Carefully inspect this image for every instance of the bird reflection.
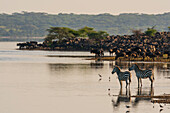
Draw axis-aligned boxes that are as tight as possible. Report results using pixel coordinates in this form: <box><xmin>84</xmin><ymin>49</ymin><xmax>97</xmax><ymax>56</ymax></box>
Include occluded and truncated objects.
<box><xmin>112</xmin><ymin>87</ymin><xmax>131</xmax><ymax>108</ymax></box>
<box><xmin>133</xmin><ymin>86</ymin><xmax>154</xmax><ymax>107</ymax></box>
<box><xmin>98</xmin><ymin>78</ymin><xmax>102</xmax><ymax>81</ymax></box>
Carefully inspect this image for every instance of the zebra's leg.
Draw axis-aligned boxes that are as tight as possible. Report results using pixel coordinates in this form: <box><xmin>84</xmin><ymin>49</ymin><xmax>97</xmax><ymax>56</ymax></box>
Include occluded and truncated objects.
<box><xmin>140</xmin><ymin>78</ymin><xmax>142</xmax><ymax>87</ymax></box>
<box><xmin>128</xmin><ymin>78</ymin><xmax>131</xmax><ymax>87</ymax></box>
<box><xmin>126</xmin><ymin>80</ymin><xmax>128</xmax><ymax>88</ymax></box>
<box><xmin>149</xmin><ymin>77</ymin><xmax>153</xmax><ymax>87</ymax></box>
<box><xmin>126</xmin><ymin>86</ymin><xmax>128</xmax><ymax>95</ymax></box>
<box><xmin>137</xmin><ymin>78</ymin><xmax>140</xmax><ymax>88</ymax></box>
<box><xmin>129</xmin><ymin>76</ymin><xmax>131</xmax><ymax>86</ymax></box>
<box><xmin>119</xmin><ymin>80</ymin><xmax>122</xmax><ymax>88</ymax></box>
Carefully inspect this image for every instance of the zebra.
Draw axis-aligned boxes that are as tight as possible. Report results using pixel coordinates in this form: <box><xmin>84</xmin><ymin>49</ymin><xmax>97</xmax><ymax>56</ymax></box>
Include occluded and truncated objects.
<box><xmin>111</xmin><ymin>65</ymin><xmax>131</xmax><ymax>88</ymax></box>
<box><xmin>129</xmin><ymin>64</ymin><xmax>154</xmax><ymax>87</ymax></box>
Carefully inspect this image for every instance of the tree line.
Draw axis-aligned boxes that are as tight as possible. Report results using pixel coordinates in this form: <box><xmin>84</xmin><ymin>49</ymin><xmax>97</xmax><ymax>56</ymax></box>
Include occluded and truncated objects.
<box><xmin>0</xmin><ymin>12</ymin><xmax>170</xmax><ymax>37</ymax></box>
<box><xmin>44</xmin><ymin>26</ymin><xmax>109</xmax><ymax>43</ymax></box>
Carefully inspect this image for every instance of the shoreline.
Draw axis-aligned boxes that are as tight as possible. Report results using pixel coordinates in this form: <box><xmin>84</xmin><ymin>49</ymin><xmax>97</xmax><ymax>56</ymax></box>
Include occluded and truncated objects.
<box><xmin>87</xmin><ymin>56</ymin><xmax>170</xmax><ymax>62</ymax></box>
<box><xmin>17</xmin><ymin>48</ymin><xmax>170</xmax><ymax>62</ymax></box>
<box><xmin>45</xmin><ymin>54</ymin><xmax>170</xmax><ymax>62</ymax></box>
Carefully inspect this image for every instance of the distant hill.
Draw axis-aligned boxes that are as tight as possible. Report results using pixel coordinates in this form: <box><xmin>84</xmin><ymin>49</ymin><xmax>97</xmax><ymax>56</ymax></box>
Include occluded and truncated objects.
<box><xmin>0</xmin><ymin>12</ymin><xmax>170</xmax><ymax>37</ymax></box>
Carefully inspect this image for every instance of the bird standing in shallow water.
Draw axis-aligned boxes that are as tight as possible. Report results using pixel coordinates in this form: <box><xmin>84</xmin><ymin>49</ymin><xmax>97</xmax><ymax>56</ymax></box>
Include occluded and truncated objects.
<box><xmin>126</xmin><ymin>105</ymin><xmax>130</xmax><ymax>108</ymax></box>
<box><xmin>98</xmin><ymin>74</ymin><xmax>102</xmax><ymax>77</ymax></box>
<box><xmin>160</xmin><ymin>104</ymin><xmax>163</xmax><ymax>108</ymax></box>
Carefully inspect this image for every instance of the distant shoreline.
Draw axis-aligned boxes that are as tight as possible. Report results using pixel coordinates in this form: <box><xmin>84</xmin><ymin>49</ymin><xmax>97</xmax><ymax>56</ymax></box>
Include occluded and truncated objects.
<box><xmin>0</xmin><ymin>37</ymin><xmax>44</xmax><ymax>42</ymax></box>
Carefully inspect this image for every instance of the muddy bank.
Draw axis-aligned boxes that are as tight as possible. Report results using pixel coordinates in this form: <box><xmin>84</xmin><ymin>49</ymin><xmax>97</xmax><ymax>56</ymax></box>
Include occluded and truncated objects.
<box><xmin>86</xmin><ymin>56</ymin><xmax>170</xmax><ymax>62</ymax></box>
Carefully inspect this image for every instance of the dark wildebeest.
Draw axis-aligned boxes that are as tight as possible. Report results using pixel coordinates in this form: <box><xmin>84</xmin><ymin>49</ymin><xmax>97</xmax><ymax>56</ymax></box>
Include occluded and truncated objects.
<box><xmin>109</xmin><ymin>48</ymin><xmax>117</xmax><ymax>56</ymax></box>
<box><xmin>90</xmin><ymin>49</ymin><xmax>104</xmax><ymax>57</ymax></box>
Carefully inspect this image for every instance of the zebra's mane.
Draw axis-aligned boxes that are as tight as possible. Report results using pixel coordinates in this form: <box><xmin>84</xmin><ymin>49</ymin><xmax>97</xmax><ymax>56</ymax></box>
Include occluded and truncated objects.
<box><xmin>114</xmin><ymin>65</ymin><xmax>121</xmax><ymax>71</ymax></box>
<box><xmin>134</xmin><ymin>64</ymin><xmax>140</xmax><ymax>70</ymax></box>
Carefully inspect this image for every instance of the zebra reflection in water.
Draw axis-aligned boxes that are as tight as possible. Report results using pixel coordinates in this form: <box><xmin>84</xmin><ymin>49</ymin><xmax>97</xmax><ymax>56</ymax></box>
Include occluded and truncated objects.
<box><xmin>112</xmin><ymin>87</ymin><xmax>131</xmax><ymax>108</ymax></box>
<box><xmin>133</xmin><ymin>86</ymin><xmax>154</xmax><ymax>107</ymax></box>
<box><xmin>111</xmin><ymin>87</ymin><xmax>154</xmax><ymax>109</ymax></box>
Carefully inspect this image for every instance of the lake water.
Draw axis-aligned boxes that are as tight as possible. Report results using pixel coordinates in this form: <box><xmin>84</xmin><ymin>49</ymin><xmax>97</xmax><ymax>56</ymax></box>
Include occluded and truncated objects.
<box><xmin>0</xmin><ymin>42</ymin><xmax>170</xmax><ymax>113</ymax></box>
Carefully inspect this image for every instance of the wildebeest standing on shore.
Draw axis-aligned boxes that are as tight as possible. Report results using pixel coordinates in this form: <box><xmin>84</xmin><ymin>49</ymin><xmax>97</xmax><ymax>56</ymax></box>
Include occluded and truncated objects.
<box><xmin>90</xmin><ymin>48</ymin><xmax>104</xmax><ymax>57</ymax></box>
<box><xmin>109</xmin><ymin>48</ymin><xmax>117</xmax><ymax>56</ymax></box>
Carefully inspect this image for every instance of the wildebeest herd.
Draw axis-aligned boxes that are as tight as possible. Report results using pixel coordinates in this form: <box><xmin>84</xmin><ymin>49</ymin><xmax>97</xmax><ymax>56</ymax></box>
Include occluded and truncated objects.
<box><xmin>17</xmin><ymin>31</ymin><xmax>170</xmax><ymax>60</ymax></box>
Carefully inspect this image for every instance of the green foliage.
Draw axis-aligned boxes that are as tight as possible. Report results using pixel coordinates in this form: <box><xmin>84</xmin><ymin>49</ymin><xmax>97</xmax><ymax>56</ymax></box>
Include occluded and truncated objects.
<box><xmin>45</xmin><ymin>26</ymin><xmax>109</xmax><ymax>42</ymax></box>
<box><xmin>0</xmin><ymin>12</ymin><xmax>170</xmax><ymax>37</ymax></box>
<box><xmin>88</xmin><ymin>31</ymin><xmax>109</xmax><ymax>40</ymax></box>
<box><xmin>168</xmin><ymin>26</ymin><xmax>170</xmax><ymax>31</ymax></box>
<box><xmin>45</xmin><ymin>27</ymin><xmax>75</xmax><ymax>42</ymax></box>
<box><xmin>145</xmin><ymin>26</ymin><xmax>157</xmax><ymax>36</ymax></box>
<box><xmin>78</xmin><ymin>26</ymin><xmax>94</xmax><ymax>37</ymax></box>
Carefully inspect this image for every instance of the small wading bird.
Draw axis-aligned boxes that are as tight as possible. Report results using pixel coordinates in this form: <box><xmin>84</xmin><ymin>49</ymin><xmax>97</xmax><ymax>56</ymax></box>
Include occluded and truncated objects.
<box><xmin>129</xmin><ymin>64</ymin><xmax>154</xmax><ymax>87</ymax></box>
<box><xmin>126</xmin><ymin>105</ymin><xmax>130</xmax><ymax>108</ymax></box>
<box><xmin>98</xmin><ymin>74</ymin><xmax>102</xmax><ymax>81</ymax></box>
<box><xmin>98</xmin><ymin>74</ymin><xmax>102</xmax><ymax>78</ymax></box>
<box><xmin>111</xmin><ymin>65</ymin><xmax>131</xmax><ymax>88</ymax></box>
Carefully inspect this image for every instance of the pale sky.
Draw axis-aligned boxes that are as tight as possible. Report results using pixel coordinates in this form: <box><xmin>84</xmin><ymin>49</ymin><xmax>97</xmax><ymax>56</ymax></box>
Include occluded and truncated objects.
<box><xmin>0</xmin><ymin>0</ymin><xmax>170</xmax><ymax>15</ymax></box>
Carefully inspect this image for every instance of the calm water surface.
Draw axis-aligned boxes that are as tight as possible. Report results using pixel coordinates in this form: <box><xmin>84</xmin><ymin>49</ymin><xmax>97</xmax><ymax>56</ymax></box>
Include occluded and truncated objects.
<box><xmin>0</xmin><ymin>42</ymin><xmax>170</xmax><ymax>113</ymax></box>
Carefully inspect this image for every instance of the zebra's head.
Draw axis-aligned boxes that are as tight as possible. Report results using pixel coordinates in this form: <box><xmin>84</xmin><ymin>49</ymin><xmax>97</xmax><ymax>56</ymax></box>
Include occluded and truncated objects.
<box><xmin>111</xmin><ymin>66</ymin><xmax>120</xmax><ymax>74</ymax></box>
<box><xmin>129</xmin><ymin>64</ymin><xmax>137</xmax><ymax>71</ymax></box>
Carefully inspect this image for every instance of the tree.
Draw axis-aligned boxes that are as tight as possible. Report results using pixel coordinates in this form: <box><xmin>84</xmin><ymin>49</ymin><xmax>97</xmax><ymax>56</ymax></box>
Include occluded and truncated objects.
<box><xmin>78</xmin><ymin>26</ymin><xmax>94</xmax><ymax>37</ymax></box>
<box><xmin>168</xmin><ymin>26</ymin><xmax>170</xmax><ymax>31</ymax></box>
<box><xmin>78</xmin><ymin>26</ymin><xmax>109</xmax><ymax>40</ymax></box>
<box><xmin>145</xmin><ymin>26</ymin><xmax>157</xmax><ymax>36</ymax></box>
<box><xmin>88</xmin><ymin>30</ymin><xmax>109</xmax><ymax>40</ymax></box>
<box><xmin>45</xmin><ymin>26</ymin><xmax>109</xmax><ymax>43</ymax></box>
<box><xmin>45</xmin><ymin>27</ymin><xmax>75</xmax><ymax>43</ymax></box>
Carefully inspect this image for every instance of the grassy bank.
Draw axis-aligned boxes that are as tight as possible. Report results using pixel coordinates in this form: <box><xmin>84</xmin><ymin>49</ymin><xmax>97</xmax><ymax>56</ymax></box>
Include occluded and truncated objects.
<box><xmin>87</xmin><ymin>56</ymin><xmax>170</xmax><ymax>62</ymax></box>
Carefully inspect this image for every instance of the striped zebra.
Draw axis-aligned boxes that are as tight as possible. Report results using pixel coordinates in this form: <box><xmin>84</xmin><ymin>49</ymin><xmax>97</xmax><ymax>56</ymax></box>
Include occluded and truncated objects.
<box><xmin>129</xmin><ymin>64</ymin><xmax>154</xmax><ymax>87</ymax></box>
<box><xmin>111</xmin><ymin>65</ymin><xmax>131</xmax><ymax>88</ymax></box>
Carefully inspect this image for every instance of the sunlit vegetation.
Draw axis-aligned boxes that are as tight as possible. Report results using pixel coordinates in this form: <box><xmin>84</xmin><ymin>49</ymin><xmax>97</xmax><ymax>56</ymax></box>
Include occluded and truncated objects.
<box><xmin>145</xmin><ymin>26</ymin><xmax>157</xmax><ymax>36</ymax></box>
<box><xmin>44</xmin><ymin>26</ymin><xmax>109</xmax><ymax>43</ymax></box>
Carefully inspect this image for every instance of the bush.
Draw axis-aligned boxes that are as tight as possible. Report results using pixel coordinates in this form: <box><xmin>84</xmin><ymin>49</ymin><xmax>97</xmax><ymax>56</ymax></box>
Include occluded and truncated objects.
<box><xmin>145</xmin><ymin>27</ymin><xmax>157</xmax><ymax>36</ymax></box>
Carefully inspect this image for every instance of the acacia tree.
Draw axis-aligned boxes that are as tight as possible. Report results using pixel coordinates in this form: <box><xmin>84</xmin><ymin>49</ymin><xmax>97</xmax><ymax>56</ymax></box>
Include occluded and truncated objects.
<box><xmin>78</xmin><ymin>27</ymin><xmax>109</xmax><ymax>40</ymax></box>
<box><xmin>78</xmin><ymin>26</ymin><xmax>94</xmax><ymax>37</ymax></box>
<box><xmin>145</xmin><ymin>26</ymin><xmax>157</xmax><ymax>36</ymax></box>
<box><xmin>45</xmin><ymin>26</ymin><xmax>109</xmax><ymax>44</ymax></box>
<box><xmin>44</xmin><ymin>27</ymin><xmax>75</xmax><ymax>43</ymax></box>
<box><xmin>168</xmin><ymin>27</ymin><xmax>170</xmax><ymax>31</ymax></box>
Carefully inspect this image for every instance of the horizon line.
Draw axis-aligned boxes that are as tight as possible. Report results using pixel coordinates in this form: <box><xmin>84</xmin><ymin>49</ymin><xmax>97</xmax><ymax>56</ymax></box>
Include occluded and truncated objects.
<box><xmin>1</xmin><ymin>11</ymin><xmax>170</xmax><ymax>16</ymax></box>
